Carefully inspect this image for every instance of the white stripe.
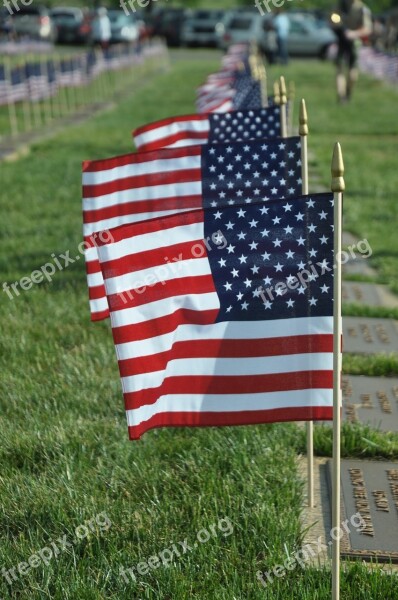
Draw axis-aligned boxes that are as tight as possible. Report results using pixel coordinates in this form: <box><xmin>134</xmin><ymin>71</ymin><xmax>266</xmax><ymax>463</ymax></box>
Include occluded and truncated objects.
<box><xmin>83</xmin><ymin>154</ymin><xmax>201</xmax><ymax>186</ymax></box>
<box><xmin>126</xmin><ymin>389</ymin><xmax>333</xmax><ymax>426</ymax></box>
<box><xmin>134</xmin><ymin>119</ymin><xmax>210</xmax><ymax>148</ymax></box>
<box><xmin>121</xmin><ymin>353</ymin><xmax>333</xmax><ymax>393</ymax></box>
<box><xmin>89</xmin><ymin>296</ymin><xmax>109</xmax><ymax>315</ymax></box>
<box><xmin>116</xmin><ymin>317</ymin><xmax>334</xmax><ymax>359</ymax></box>
<box><xmin>111</xmin><ymin>291</ymin><xmax>220</xmax><ymax>328</ymax></box>
<box><xmin>163</xmin><ymin>139</ymin><xmax>208</xmax><ymax>149</ymax></box>
<box><xmin>105</xmin><ymin>257</ymin><xmax>211</xmax><ymax>295</ymax></box>
<box><xmin>87</xmin><ymin>270</ymin><xmax>105</xmax><ymax>288</ymax></box>
<box><xmin>98</xmin><ymin>220</ymin><xmax>204</xmax><ymax>262</ymax></box>
<box><xmin>83</xmin><ymin>180</ymin><xmax>202</xmax><ymax>211</ymax></box>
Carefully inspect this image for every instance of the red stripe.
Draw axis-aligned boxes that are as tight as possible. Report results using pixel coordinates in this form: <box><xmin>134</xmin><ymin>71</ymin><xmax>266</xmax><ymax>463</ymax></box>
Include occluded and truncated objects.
<box><xmin>91</xmin><ymin>308</ymin><xmax>110</xmax><ymax>321</ymax></box>
<box><xmin>118</xmin><ymin>335</ymin><xmax>334</xmax><ymax>376</ymax></box>
<box><xmin>95</xmin><ymin>207</ymin><xmax>204</xmax><ymax>246</ymax></box>
<box><xmin>107</xmin><ymin>274</ymin><xmax>215</xmax><ymax>312</ymax></box>
<box><xmin>137</xmin><ymin>131</ymin><xmax>209</xmax><ymax>153</ymax></box>
<box><xmin>83</xmin><ymin>194</ymin><xmax>202</xmax><ymax>224</ymax></box>
<box><xmin>101</xmin><ymin>239</ymin><xmax>206</xmax><ymax>278</ymax></box>
<box><xmin>82</xmin><ymin>144</ymin><xmax>202</xmax><ymax>173</ymax></box>
<box><xmin>133</xmin><ymin>113</ymin><xmax>208</xmax><ymax>137</ymax></box>
<box><xmin>89</xmin><ymin>282</ymin><xmax>107</xmax><ymax>301</ymax></box>
<box><xmin>123</xmin><ymin>371</ymin><xmax>333</xmax><ymax>409</ymax></box>
<box><xmin>127</xmin><ymin>407</ymin><xmax>334</xmax><ymax>440</ymax></box>
<box><xmin>112</xmin><ymin>308</ymin><xmax>219</xmax><ymax>344</ymax></box>
<box><xmin>83</xmin><ymin>168</ymin><xmax>201</xmax><ymax>199</ymax></box>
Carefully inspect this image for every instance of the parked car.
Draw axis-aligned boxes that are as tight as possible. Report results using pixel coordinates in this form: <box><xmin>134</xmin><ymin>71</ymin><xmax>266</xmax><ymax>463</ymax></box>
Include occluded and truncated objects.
<box><xmin>10</xmin><ymin>6</ymin><xmax>57</xmax><ymax>42</ymax></box>
<box><xmin>217</xmin><ymin>11</ymin><xmax>336</xmax><ymax>60</ymax></box>
<box><xmin>216</xmin><ymin>11</ymin><xmax>271</xmax><ymax>53</ymax></box>
<box><xmin>181</xmin><ymin>9</ymin><xmax>225</xmax><ymax>47</ymax></box>
<box><xmin>50</xmin><ymin>7</ymin><xmax>91</xmax><ymax>45</ymax></box>
<box><xmin>156</xmin><ymin>8</ymin><xmax>186</xmax><ymax>47</ymax></box>
<box><xmin>107</xmin><ymin>10</ymin><xmax>139</xmax><ymax>44</ymax></box>
<box><xmin>284</xmin><ymin>13</ymin><xmax>336</xmax><ymax>58</ymax></box>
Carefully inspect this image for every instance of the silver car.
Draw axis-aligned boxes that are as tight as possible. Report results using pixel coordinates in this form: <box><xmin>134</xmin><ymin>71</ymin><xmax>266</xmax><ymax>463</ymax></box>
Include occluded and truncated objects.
<box><xmin>181</xmin><ymin>9</ymin><xmax>225</xmax><ymax>47</ymax></box>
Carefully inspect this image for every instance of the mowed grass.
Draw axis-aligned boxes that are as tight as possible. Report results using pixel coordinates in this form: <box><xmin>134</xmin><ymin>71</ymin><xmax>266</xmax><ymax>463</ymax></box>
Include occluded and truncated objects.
<box><xmin>1</xmin><ymin>54</ymin><xmax>398</xmax><ymax>599</ymax></box>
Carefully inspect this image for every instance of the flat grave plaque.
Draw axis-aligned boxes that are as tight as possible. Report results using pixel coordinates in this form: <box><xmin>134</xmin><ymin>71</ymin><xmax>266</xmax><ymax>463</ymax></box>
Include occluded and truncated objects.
<box><xmin>343</xmin><ymin>317</ymin><xmax>398</xmax><ymax>354</ymax></box>
<box><xmin>327</xmin><ymin>460</ymin><xmax>398</xmax><ymax>562</ymax></box>
<box><xmin>341</xmin><ymin>375</ymin><xmax>398</xmax><ymax>432</ymax></box>
<box><xmin>342</xmin><ymin>282</ymin><xmax>398</xmax><ymax>308</ymax></box>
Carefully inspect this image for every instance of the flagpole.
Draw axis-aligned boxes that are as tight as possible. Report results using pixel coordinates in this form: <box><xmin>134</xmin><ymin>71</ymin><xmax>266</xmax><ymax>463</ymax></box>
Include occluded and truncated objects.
<box><xmin>259</xmin><ymin>64</ymin><xmax>268</xmax><ymax>108</ymax></box>
<box><xmin>299</xmin><ymin>99</ymin><xmax>314</xmax><ymax>508</ymax></box>
<box><xmin>331</xmin><ymin>142</ymin><xmax>344</xmax><ymax>600</ymax></box>
<box><xmin>4</xmin><ymin>57</ymin><xmax>19</xmax><ymax>139</ymax></box>
<box><xmin>288</xmin><ymin>81</ymin><xmax>295</xmax><ymax>136</ymax></box>
<box><xmin>279</xmin><ymin>76</ymin><xmax>287</xmax><ymax>138</ymax></box>
<box><xmin>273</xmin><ymin>80</ymin><xmax>280</xmax><ymax>106</ymax></box>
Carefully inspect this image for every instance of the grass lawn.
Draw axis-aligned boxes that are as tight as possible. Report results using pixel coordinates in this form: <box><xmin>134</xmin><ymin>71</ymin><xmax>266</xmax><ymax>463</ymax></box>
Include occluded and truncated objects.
<box><xmin>1</xmin><ymin>54</ymin><xmax>398</xmax><ymax>599</ymax></box>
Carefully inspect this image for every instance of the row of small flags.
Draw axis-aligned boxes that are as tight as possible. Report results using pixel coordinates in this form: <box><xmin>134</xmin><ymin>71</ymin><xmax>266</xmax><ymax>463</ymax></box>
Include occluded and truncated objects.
<box><xmin>0</xmin><ymin>41</ymin><xmax>161</xmax><ymax>108</ymax></box>
<box><xmin>359</xmin><ymin>46</ymin><xmax>398</xmax><ymax>84</ymax></box>
<box><xmin>82</xmin><ymin>43</ymin><xmax>338</xmax><ymax>442</ymax></box>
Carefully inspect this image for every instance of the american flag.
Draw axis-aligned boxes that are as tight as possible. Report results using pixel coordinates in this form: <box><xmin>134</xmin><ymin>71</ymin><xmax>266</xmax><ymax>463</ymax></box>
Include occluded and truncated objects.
<box><xmin>133</xmin><ymin>106</ymin><xmax>281</xmax><ymax>152</ymax></box>
<box><xmin>0</xmin><ymin>65</ymin><xmax>9</xmax><ymax>106</ymax></box>
<box><xmin>83</xmin><ymin>136</ymin><xmax>302</xmax><ymax>321</ymax></box>
<box><xmin>232</xmin><ymin>78</ymin><xmax>262</xmax><ymax>110</ymax></box>
<box><xmin>8</xmin><ymin>65</ymin><xmax>28</xmax><ymax>103</ymax></box>
<box><xmin>25</xmin><ymin>62</ymin><xmax>49</xmax><ymax>102</ymax></box>
<box><xmin>95</xmin><ymin>189</ymin><xmax>335</xmax><ymax>440</ymax></box>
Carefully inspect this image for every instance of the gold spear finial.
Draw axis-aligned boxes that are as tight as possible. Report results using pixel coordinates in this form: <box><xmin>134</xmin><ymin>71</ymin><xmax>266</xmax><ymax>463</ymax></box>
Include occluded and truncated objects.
<box><xmin>273</xmin><ymin>81</ymin><xmax>280</xmax><ymax>105</ymax></box>
<box><xmin>331</xmin><ymin>142</ymin><xmax>345</xmax><ymax>193</ymax></box>
<box><xmin>299</xmin><ymin>99</ymin><xmax>308</xmax><ymax>137</ymax></box>
<box><xmin>279</xmin><ymin>76</ymin><xmax>287</xmax><ymax>105</ymax></box>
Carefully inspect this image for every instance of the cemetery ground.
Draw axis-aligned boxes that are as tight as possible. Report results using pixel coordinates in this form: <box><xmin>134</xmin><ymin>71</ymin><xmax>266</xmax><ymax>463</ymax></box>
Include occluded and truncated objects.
<box><xmin>0</xmin><ymin>55</ymin><xmax>398</xmax><ymax>599</ymax></box>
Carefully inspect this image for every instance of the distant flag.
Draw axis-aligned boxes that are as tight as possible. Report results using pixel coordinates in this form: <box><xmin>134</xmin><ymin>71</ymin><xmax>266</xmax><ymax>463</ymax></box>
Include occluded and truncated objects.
<box><xmin>83</xmin><ymin>136</ymin><xmax>302</xmax><ymax>321</ymax></box>
<box><xmin>133</xmin><ymin>106</ymin><xmax>282</xmax><ymax>152</ymax></box>
<box><xmin>95</xmin><ymin>190</ymin><xmax>335</xmax><ymax>440</ymax></box>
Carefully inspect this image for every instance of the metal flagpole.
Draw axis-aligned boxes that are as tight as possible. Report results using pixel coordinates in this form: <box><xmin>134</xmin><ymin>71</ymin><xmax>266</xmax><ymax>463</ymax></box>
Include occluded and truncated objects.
<box><xmin>279</xmin><ymin>76</ymin><xmax>288</xmax><ymax>138</ymax></box>
<box><xmin>299</xmin><ymin>99</ymin><xmax>314</xmax><ymax>508</ymax></box>
<box><xmin>259</xmin><ymin>64</ymin><xmax>268</xmax><ymax>108</ymax></box>
<box><xmin>331</xmin><ymin>142</ymin><xmax>344</xmax><ymax>600</ymax></box>
<box><xmin>288</xmin><ymin>81</ymin><xmax>295</xmax><ymax>136</ymax></box>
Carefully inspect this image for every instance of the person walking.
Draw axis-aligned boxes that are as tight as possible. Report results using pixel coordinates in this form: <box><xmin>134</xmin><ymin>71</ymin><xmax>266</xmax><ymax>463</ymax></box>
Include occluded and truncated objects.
<box><xmin>274</xmin><ymin>8</ymin><xmax>290</xmax><ymax>65</ymax></box>
<box><xmin>333</xmin><ymin>0</ymin><xmax>372</xmax><ymax>102</ymax></box>
<box><xmin>92</xmin><ymin>7</ymin><xmax>111</xmax><ymax>51</ymax></box>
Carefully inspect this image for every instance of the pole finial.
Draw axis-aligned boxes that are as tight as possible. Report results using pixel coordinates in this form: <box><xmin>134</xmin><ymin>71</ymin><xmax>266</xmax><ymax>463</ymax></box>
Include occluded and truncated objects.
<box><xmin>331</xmin><ymin>142</ymin><xmax>345</xmax><ymax>193</ymax></box>
<box><xmin>279</xmin><ymin>76</ymin><xmax>287</xmax><ymax>105</ymax></box>
<box><xmin>273</xmin><ymin>81</ymin><xmax>280</xmax><ymax>105</ymax></box>
<box><xmin>299</xmin><ymin>99</ymin><xmax>308</xmax><ymax>137</ymax></box>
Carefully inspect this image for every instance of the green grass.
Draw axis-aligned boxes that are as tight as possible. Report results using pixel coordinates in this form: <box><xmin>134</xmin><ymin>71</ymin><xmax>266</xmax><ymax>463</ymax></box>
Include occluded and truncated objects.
<box><xmin>1</xmin><ymin>54</ymin><xmax>398</xmax><ymax>598</ymax></box>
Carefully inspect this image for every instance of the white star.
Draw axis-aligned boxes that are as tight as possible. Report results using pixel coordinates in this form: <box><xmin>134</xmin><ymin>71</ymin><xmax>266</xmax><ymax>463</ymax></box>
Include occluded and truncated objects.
<box><xmin>236</xmin><ymin>172</ymin><xmax>243</xmax><ymax>180</ymax></box>
<box><xmin>275</xmin><ymin>262</ymin><xmax>283</xmax><ymax>272</ymax></box>
<box><xmin>288</xmin><ymin>187</ymin><xmax>295</xmax><ymax>195</ymax></box>
<box><xmin>224</xmin><ymin>282</ymin><xmax>232</xmax><ymax>291</ymax></box>
<box><xmin>297</xmin><ymin>261</ymin><xmax>306</xmax><ymax>270</ymax></box>
<box><xmin>297</xmin><ymin>286</ymin><xmax>306</xmax><ymax>295</ymax></box>
<box><xmin>319</xmin><ymin>210</ymin><xmax>328</xmax><ymax>220</ymax></box>
<box><xmin>306</xmin><ymin>199</ymin><xmax>315</xmax><ymax>208</ymax></box>
<box><xmin>319</xmin><ymin>235</ymin><xmax>328</xmax><ymax>244</ymax></box>
<box><xmin>271</xmin><ymin>187</ymin><xmax>278</xmax><ymax>195</ymax></box>
<box><xmin>217</xmin><ymin>155</ymin><xmax>224</xmax><ymax>163</ymax></box>
<box><xmin>231</xmin><ymin>269</ymin><xmax>239</xmax><ymax>278</ymax></box>
<box><xmin>244</xmin><ymin>162</ymin><xmax>251</xmax><ymax>170</ymax></box>
<box><xmin>237</xmin><ymin>209</ymin><xmax>246</xmax><ymax>218</ymax></box>
<box><xmin>226</xmin><ymin>305</ymin><xmax>233</xmax><ymax>313</ymax></box>
<box><xmin>321</xmin><ymin>284</ymin><xmax>329</xmax><ymax>293</ymax></box>
<box><xmin>227</xmin><ymin>182</ymin><xmax>234</xmax><ymax>190</ymax></box>
<box><xmin>237</xmin><ymin>231</ymin><xmax>246</xmax><ymax>240</ymax></box>
<box><xmin>235</xmin><ymin>154</ymin><xmax>242</xmax><ymax>161</ymax></box>
<box><xmin>249</xmin><ymin>219</ymin><xmax>258</xmax><ymax>228</ymax></box>
<box><xmin>308</xmin><ymin>223</ymin><xmax>317</xmax><ymax>233</ymax></box>
<box><xmin>272</xmin><ymin>216</ymin><xmax>281</xmax><ymax>225</ymax></box>
<box><xmin>210</xmin><ymin>183</ymin><xmax>217</xmax><ymax>191</ymax></box>
<box><xmin>270</xmin><ymin>152</ymin><xmax>277</xmax><ymax>159</ymax></box>
<box><xmin>219</xmin><ymin>258</ymin><xmax>226</xmax><ymax>267</ymax></box>
<box><xmin>249</xmin><ymin>241</ymin><xmax>258</xmax><ymax>250</ymax></box>
<box><xmin>263</xmin><ymin>300</ymin><xmax>272</xmax><ymax>310</ymax></box>
<box><xmin>226</xmin><ymin>244</ymin><xmax>235</xmax><ymax>254</ymax></box>
<box><xmin>296</xmin><ymin>212</ymin><xmax>304</xmax><ymax>221</ymax></box>
<box><xmin>271</xmin><ymin>169</ymin><xmax>278</xmax><ymax>177</ymax></box>
<box><xmin>286</xmin><ymin>275</ymin><xmax>296</xmax><ymax>285</ymax></box>
<box><xmin>239</xmin><ymin>255</ymin><xmax>248</xmax><ymax>264</ymax></box>
<box><xmin>252</xmin><ymin>287</ymin><xmax>262</xmax><ymax>298</ymax></box>
<box><xmin>261</xmin><ymin>229</ymin><xmax>270</xmax><ymax>237</ymax></box>
<box><xmin>287</xmin><ymin>299</ymin><xmax>295</xmax><ymax>308</ymax></box>
<box><xmin>209</xmin><ymin>165</ymin><xmax>216</xmax><ymax>173</ymax></box>
<box><xmin>273</xmin><ymin>238</ymin><xmax>282</xmax><ymax>248</ymax></box>
<box><xmin>286</xmin><ymin>250</ymin><xmax>295</xmax><ymax>259</ymax></box>
<box><xmin>262</xmin><ymin>251</ymin><xmax>270</xmax><ymax>261</ymax></box>
<box><xmin>241</xmin><ymin>301</ymin><xmax>249</xmax><ymax>310</ymax></box>
<box><xmin>225</xmin><ymin>221</ymin><xmax>234</xmax><ymax>230</ymax></box>
<box><xmin>309</xmin><ymin>297</ymin><xmax>318</xmax><ymax>306</ymax></box>
<box><xmin>284</xmin><ymin>225</ymin><xmax>293</xmax><ymax>234</ymax></box>
<box><xmin>309</xmin><ymin>248</ymin><xmax>317</xmax><ymax>257</ymax></box>
<box><xmin>260</xmin><ymin>206</ymin><xmax>269</xmax><ymax>215</ymax></box>
<box><xmin>263</xmin><ymin>276</ymin><xmax>272</xmax><ymax>286</ymax></box>
<box><xmin>237</xmin><ymin>292</ymin><xmax>243</xmax><ymax>301</ymax></box>
<box><xmin>251</xmin><ymin>265</ymin><xmax>260</xmax><ymax>274</ymax></box>
<box><xmin>283</xmin><ymin>203</ymin><xmax>292</xmax><ymax>211</ymax></box>
<box><xmin>297</xmin><ymin>236</ymin><xmax>305</xmax><ymax>246</ymax></box>
<box><xmin>244</xmin><ymin>278</ymin><xmax>252</xmax><ymax>288</ymax></box>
